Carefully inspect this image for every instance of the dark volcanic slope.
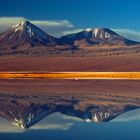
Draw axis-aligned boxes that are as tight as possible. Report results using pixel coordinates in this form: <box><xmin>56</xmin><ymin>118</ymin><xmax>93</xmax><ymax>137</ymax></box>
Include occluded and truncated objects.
<box><xmin>60</xmin><ymin>28</ymin><xmax>140</xmax><ymax>47</ymax></box>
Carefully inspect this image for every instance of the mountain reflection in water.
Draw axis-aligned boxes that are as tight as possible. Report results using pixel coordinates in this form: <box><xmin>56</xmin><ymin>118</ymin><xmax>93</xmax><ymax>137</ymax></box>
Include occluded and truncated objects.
<box><xmin>1</xmin><ymin>110</ymin><xmax>140</xmax><ymax>140</ymax></box>
<box><xmin>0</xmin><ymin>112</ymin><xmax>82</xmax><ymax>133</ymax></box>
<box><xmin>0</xmin><ymin>93</ymin><xmax>139</xmax><ymax>129</ymax></box>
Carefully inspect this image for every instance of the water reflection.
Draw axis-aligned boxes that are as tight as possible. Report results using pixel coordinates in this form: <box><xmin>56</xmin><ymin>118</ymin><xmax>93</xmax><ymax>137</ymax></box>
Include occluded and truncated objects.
<box><xmin>112</xmin><ymin>109</ymin><xmax>140</xmax><ymax>122</ymax></box>
<box><xmin>0</xmin><ymin>112</ymin><xmax>82</xmax><ymax>133</ymax></box>
<box><xmin>0</xmin><ymin>117</ymin><xmax>23</xmax><ymax>133</ymax></box>
<box><xmin>1</xmin><ymin>92</ymin><xmax>140</xmax><ymax>140</ymax></box>
<box><xmin>1</xmin><ymin>109</ymin><xmax>140</xmax><ymax>133</ymax></box>
<box><xmin>0</xmin><ymin>93</ymin><xmax>138</xmax><ymax>130</ymax></box>
<box><xmin>31</xmin><ymin>112</ymin><xmax>82</xmax><ymax>130</ymax></box>
<box><xmin>1</xmin><ymin>110</ymin><xmax>140</xmax><ymax>140</ymax></box>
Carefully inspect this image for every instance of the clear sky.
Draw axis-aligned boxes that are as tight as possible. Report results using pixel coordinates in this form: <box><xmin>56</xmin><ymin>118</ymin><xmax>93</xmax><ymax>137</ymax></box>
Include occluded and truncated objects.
<box><xmin>0</xmin><ymin>0</ymin><xmax>140</xmax><ymax>40</ymax></box>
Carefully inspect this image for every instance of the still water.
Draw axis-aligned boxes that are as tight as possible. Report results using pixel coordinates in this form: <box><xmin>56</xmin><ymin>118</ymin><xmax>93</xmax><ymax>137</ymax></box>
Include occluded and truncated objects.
<box><xmin>1</xmin><ymin>109</ymin><xmax>140</xmax><ymax>140</ymax></box>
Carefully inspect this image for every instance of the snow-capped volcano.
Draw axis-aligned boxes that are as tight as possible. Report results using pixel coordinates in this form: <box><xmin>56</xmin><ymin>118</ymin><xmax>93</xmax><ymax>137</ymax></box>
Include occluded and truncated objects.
<box><xmin>0</xmin><ymin>20</ymin><xmax>63</xmax><ymax>51</ymax></box>
<box><xmin>60</xmin><ymin>28</ymin><xmax>140</xmax><ymax>47</ymax></box>
<box><xmin>10</xmin><ymin>20</ymin><xmax>60</xmax><ymax>46</ymax></box>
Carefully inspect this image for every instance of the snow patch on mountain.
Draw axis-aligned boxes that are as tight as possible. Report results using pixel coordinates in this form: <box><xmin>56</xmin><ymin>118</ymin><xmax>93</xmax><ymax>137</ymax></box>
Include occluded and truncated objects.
<box><xmin>12</xmin><ymin>20</ymin><xmax>26</xmax><ymax>32</ymax></box>
<box><xmin>93</xmin><ymin>28</ymin><xmax>99</xmax><ymax>37</ymax></box>
<box><xmin>11</xmin><ymin>20</ymin><xmax>50</xmax><ymax>41</ymax></box>
<box><xmin>85</xmin><ymin>28</ymin><xmax>92</xmax><ymax>32</ymax></box>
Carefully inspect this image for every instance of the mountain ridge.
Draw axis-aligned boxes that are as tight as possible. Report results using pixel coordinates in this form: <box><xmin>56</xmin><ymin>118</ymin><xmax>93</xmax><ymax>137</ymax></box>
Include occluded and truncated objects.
<box><xmin>60</xmin><ymin>28</ymin><xmax>140</xmax><ymax>47</ymax></box>
<box><xmin>0</xmin><ymin>20</ymin><xmax>140</xmax><ymax>55</ymax></box>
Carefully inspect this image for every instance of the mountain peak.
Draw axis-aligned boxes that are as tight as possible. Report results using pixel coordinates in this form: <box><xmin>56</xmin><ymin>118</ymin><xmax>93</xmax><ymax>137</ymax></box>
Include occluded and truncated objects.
<box><xmin>84</xmin><ymin>27</ymin><xmax>116</xmax><ymax>34</ymax></box>
<box><xmin>11</xmin><ymin>20</ymin><xmax>32</xmax><ymax>32</ymax></box>
<box><xmin>10</xmin><ymin>20</ymin><xmax>51</xmax><ymax>40</ymax></box>
<box><xmin>83</xmin><ymin>27</ymin><xmax>119</xmax><ymax>39</ymax></box>
<box><xmin>85</xmin><ymin>28</ymin><xmax>93</xmax><ymax>32</ymax></box>
<box><xmin>0</xmin><ymin>20</ymin><xmax>66</xmax><ymax>50</ymax></box>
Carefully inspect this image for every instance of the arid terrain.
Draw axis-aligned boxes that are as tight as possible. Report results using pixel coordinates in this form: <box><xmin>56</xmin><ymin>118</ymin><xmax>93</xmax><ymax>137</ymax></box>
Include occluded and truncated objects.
<box><xmin>0</xmin><ymin>79</ymin><xmax>140</xmax><ymax>97</ymax></box>
<box><xmin>0</xmin><ymin>48</ymin><xmax>140</xmax><ymax>72</ymax></box>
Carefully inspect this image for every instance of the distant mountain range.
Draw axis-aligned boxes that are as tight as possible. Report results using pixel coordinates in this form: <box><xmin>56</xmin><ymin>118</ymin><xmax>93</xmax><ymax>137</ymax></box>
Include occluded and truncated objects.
<box><xmin>0</xmin><ymin>20</ymin><xmax>140</xmax><ymax>55</ymax></box>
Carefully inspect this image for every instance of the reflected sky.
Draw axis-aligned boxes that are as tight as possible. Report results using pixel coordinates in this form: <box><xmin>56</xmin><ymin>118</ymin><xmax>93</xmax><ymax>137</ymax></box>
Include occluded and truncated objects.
<box><xmin>112</xmin><ymin>109</ymin><xmax>140</xmax><ymax>122</ymax></box>
<box><xmin>1</xmin><ymin>110</ymin><xmax>140</xmax><ymax>140</ymax></box>
<box><xmin>0</xmin><ymin>117</ymin><xmax>23</xmax><ymax>133</ymax></box>
<box><xmin>31</xmin><ymin>112</ymin><xmax>82</xmax><ymax>130</ymax></box>
<box><xmin>0</xmin><ymin>112</ymin><xmax>83</xmax><ymax>133</ymax></box>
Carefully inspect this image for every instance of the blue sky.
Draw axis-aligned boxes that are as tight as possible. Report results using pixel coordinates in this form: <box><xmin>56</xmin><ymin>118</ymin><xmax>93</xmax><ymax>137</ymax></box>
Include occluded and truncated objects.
<box><xmin>1</xmin><ymin>0</ymin><xmax>140</xmax><ymax>40</ymax></box>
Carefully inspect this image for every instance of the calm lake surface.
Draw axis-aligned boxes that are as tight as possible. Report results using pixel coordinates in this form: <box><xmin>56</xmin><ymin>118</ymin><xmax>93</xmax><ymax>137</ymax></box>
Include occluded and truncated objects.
<box><xmin>1</xmin><ymin>109</ymin><xmax>140</xmax><ymax>140</ymax></box>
